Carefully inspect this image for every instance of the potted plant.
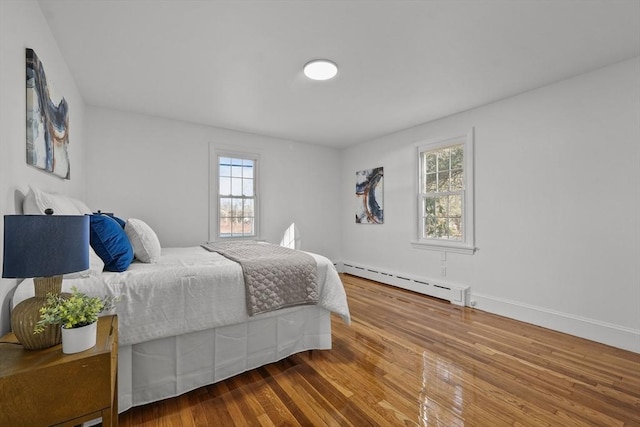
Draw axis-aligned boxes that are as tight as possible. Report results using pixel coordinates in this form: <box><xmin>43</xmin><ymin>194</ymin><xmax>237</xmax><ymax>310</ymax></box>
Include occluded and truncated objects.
<box><xmin>34</xmin><ymin>287</ymin><xmax>118</xmax><ymax>354</ymax></box>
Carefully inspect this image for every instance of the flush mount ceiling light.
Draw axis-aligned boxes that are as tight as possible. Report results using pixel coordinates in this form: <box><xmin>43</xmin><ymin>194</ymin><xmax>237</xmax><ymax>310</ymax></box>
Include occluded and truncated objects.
<box><xmin>303</xmin><ymin>59</ymin><xmax>338</xmax><ymax>81</ymax></box>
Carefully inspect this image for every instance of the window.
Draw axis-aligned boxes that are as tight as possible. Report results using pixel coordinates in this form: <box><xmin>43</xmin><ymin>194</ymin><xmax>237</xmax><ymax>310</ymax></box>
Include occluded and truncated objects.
<box><xmin>212</xmin><ymin>151</ymin><xmax>259</xmax><ymax>239</ymax></box>
<box><xmin>422</xmin><ymin>144</ymin><xmax>464</xmax><ymax>240</ymax></box>
<box><xmin>413</xmin><ymin>129</ymin><xmax>475</xmax><ymax>254</ymax></box>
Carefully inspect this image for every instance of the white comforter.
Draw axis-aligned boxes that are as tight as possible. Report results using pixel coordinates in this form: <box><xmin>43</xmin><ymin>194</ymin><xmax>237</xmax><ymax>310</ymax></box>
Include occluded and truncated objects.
<box><xmin>12</xmin><ymin>247</ymin><xmax>351</xmax><ymax>346</ymax></box>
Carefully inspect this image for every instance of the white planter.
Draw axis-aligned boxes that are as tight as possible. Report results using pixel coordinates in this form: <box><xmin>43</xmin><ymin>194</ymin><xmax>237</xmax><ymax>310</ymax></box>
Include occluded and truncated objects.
<box><xmin>61</xmin><ymin>321</ymin><xmax>97</xmax><ymax>354</ymax></box>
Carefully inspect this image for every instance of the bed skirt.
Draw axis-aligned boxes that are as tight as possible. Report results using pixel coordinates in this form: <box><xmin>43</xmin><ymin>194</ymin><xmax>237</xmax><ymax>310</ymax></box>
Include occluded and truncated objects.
<box><xmin>117</xmin><ymin>305</ymin><xmax>332</xmax><ymax>413</ymax></box>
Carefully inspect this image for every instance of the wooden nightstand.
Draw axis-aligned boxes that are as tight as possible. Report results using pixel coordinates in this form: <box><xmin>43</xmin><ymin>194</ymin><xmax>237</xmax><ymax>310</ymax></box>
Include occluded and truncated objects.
<box><xmin>0</xmin><ymin>315</ymin><xmax>118</xmax><ymax>427</ymax></box>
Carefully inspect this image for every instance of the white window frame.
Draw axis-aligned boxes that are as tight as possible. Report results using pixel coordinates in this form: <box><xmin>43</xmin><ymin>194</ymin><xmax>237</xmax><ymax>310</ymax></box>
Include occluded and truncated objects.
<box><xmin>412</xmin><ymin>128</ymin><xmax>475</xmax><ymax>254</ymax></box>
<box><xmin>209</xmin><ymin>146</ymin><xmax>260</xmax><ymax>242</ymax></box>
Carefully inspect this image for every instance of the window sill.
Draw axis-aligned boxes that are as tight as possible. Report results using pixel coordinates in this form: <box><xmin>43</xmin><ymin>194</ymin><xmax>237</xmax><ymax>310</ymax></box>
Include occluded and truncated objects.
<box><xmin>411</xmin><ymin>240</ymin><xmax>476</xmax><ymax>255</ymax></box>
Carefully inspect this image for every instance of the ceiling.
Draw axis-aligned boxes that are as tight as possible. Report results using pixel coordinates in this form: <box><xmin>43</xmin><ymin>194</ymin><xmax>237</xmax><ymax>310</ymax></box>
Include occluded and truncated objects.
<box><xmin>38</xmin><ymin>0</ymin><xmax>640</xmax><ymax>148</ymax></box>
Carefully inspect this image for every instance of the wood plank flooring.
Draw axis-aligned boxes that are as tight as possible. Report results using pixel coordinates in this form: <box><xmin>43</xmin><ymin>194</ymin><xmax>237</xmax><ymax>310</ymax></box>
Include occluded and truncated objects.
<box><xmin>116</xmin><ymin>274</ymin><xmax>640</xmax><ymax>426</ymax></box>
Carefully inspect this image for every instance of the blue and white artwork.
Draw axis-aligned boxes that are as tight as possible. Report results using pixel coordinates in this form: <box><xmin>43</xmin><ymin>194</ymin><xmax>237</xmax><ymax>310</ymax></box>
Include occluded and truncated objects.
<box><xmin>26</xmin><ymin>48</ymin><xmax>70</xmax><ymax>179</ymax></box>
<box><xmin>355</xmin><ymin>167</ymin><xmax>384</xmax><ymax>224</ymax></box>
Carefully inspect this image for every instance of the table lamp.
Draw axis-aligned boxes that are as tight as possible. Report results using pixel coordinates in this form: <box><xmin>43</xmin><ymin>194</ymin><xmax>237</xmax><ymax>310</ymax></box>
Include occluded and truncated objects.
<box><xmin>2</xmin><ymin>212</ymin><xmax>89</xmax><ymax>350</ymax></box>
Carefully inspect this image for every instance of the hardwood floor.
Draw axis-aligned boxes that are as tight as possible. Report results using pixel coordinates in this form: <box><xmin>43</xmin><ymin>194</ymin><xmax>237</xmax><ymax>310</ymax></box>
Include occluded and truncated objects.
<box><xmin>117</xmin><ymin>274</ymin><xmax>640</xmax><ymax>426</ymax></box>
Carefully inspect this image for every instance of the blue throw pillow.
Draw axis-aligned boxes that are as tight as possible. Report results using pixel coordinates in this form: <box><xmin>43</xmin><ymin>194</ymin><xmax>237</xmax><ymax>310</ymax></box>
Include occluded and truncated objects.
<box><xmin>112</xmin><ymin>215</ymin><xmax>126</xmax><ymax>228</ymax></box>
<box><xmin>92</xmin><ymin>211</ymin><xmax>126</xmax><ymax>228</ymax></box>
<box><xmin>89</xmin><ymin>214</ymin><xmax>134</xmax><ymax>272</ymax></box>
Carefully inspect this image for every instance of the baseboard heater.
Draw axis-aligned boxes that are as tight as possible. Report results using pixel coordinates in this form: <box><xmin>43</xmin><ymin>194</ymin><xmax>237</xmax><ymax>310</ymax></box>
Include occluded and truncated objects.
<box><xmin>338</xmin><ymin>261</ymin><xmax>469</xmax><ymax>307</ymax></box>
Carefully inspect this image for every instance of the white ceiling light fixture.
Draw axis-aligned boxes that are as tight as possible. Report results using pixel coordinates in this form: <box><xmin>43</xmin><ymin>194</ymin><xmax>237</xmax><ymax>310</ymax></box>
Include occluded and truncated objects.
<box><xmin>304</xmin><ymin>59</ymin><xmax>338</xmax><ymax>81</ymax></box>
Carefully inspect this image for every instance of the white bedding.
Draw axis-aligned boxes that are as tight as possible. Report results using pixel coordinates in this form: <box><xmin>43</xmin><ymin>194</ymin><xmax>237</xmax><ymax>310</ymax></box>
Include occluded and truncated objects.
<box><xmin>12</xmin><ymin>246</ymin><xmax>351</xmax><ymax>346</ymax></box>
<box><xmin>12</xmin><ymin>187</ymin><xmax>352</xmax><ymax>417</ymax></box>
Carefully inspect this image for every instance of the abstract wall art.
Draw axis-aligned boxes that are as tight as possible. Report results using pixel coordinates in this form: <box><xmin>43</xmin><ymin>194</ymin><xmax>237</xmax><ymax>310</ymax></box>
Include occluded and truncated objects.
<box><xmin>26</xmin><ymin>48</ymin><xmax>70</xmax><ymax>179</ymax></box>
<box><xmin>355</xmin><ymin>167</ymin><xmax>384</xmax><ymax>224</ymax></box>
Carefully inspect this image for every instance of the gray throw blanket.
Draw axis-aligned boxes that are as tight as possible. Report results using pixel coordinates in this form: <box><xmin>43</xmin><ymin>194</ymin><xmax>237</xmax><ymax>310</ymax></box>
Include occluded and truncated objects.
<box><xmin>202</xmin><ymin>241</ymin><xmax>318</xmax><ymax>316</ymax></box>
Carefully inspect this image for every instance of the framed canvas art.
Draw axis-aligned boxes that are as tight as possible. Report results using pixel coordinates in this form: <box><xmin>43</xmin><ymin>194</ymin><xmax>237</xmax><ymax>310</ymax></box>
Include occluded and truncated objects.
<box><xmin>26</xmin><ymin>48</ymin><xmax>70</xmax><ymax>179</ymax></box>
<box><xmin>355</xmin><ymin>167</ymin><xmax>384</xmax><ymax>224</ymax></box>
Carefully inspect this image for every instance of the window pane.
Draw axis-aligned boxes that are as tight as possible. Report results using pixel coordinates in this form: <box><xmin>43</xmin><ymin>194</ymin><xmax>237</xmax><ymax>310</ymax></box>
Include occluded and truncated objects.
<box><xmin>230</xmin><ymin>219</ymin><xmax>239</xmax><ymax>236</ymax></box>
<box><xmin>426</xmin><ymin>173</ymin><xmax>437</xmax><ymax>192</ymax></box>
<box><xmin>243</xmin><ymin>161</ymin><xmax>254</xmax><ymax>178</ymax></box>
<box><xmin>244</xmin><ymin>199</ymin><xmax>254</xmax><ymax>217</ymax></box>
<box><xmin>426</xmin><ymin>153</ymin><xmax>436</xmax><ymax>173</ymax></box>
<box><xmin>450</xmin><ymin>145</ymin><xmax>464</xmax><ymax>170</ymax></box>
<box><xmin>219</xmin><ymin>198</ymin><xmax>231</xmax><ymax>216</ymax></box>
<box><xmin>243</xmin><ymin>178</ymin><xmax>254</xmax><ymax>197</ymax></box>
<box><xmin>448</xmin><ymin>218</ymin><xmax>462</xmax><ymax>240</ymax></box>
<box><xmin>435</xmin><ymin>196</ymin><xmax>447</xmax><ymax>217</ymax></box>
<box><xmin>231</xmin><ymin>178</ymin><xmax>242</xmax><ymax>196</ymax></box>
<box><xmin>437</xmin><ymin>148</ymin><xmax>451</xmax><ymax>170</ymax></box>
<box><xmin>242</xmin><ymin>218</ymin><xmax>254</xmax><ymax>235</ymax></box>
<box><xmin>450</xmin><ymin>169</ymin><xmax>463</xmax><ymax>191</ymax></box>
<box><xmin>449</xmin><ymin>194</ymin><xmax>462</xmax><ymax>217</ymax></box>
<box><xmin>437</xmin><ymin>171</ymin><xmax>450</xmax><ymax>192</ymax></box>
<box><xmin>231</xmin><ymin>165</ymin><xmax>243</xmax><ymax>178</ymax></box>
<box><xmin>219</xmin><ymin>217</ymin><xmax>232</xmax><ymax>236</ymax></box>
<box><xmin>232</xmin><ymin>198</ymin><xmax>243</xmax><ymax>217</ymax></box>
<box><xmin>219</xmin><ymin>164</ymin><xmax>231</xmax><ymax>177</ymax></box>
<box><xmin>219</xmin><ymin>177</ymin><xmax>231</xmax><ymax>196</ymax></box>
<box><xmin>424</xmin><ymin>197</ymin><xmax>435</xmax><ymax>217</ymax></box>
<box><xmin>424</xmin><ymin>217</ymin><xmax>436</xmax><ymax>238</ymax></box>
<box><xmin>435</xmin><ymin>218</ymin><xmax>447</xmax><ymax>238</ymax></box>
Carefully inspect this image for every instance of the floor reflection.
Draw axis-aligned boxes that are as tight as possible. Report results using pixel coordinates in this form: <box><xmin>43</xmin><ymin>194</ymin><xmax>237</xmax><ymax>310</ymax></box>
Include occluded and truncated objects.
<box><xmin>419</xmin><ymin>351</ymin><xmax>467</xmax><ymax>426</ymax></box>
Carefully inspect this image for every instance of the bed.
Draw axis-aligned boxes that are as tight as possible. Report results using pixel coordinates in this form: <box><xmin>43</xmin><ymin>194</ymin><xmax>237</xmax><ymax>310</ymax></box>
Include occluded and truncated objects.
<box><xmin>10</xmin><ymin>186</ymin><xmax>351</xmax><ymax>415</ymax></box>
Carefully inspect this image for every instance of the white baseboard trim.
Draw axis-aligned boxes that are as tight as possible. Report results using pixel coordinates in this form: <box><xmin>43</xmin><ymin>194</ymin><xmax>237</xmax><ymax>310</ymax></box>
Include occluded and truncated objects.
<box><xmin>338</xmin><ymin>260</ymin><xmax>469</xmax><ymax>306</ymax></box>
<box><xmin>472</xmin><ymin>292</ymin><xmax>640</xmax><ymax>353</ymax></box>
<box><xmin>335</xmin><ymin>261</ymin><xmax>638</xmax><ymax>353</ymax></box>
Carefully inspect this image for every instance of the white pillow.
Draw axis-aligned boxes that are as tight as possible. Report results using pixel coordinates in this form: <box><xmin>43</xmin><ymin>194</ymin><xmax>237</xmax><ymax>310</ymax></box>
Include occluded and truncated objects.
<box><xmin>70</xmin><ymin>197</ymin><xmax>92</xmax><ymax>215</ymax></box>
<box><xmin>124</xmin><ymin>218</ymin><xmax>161</xmax><ymax>263</ymax></box>
<box><xmin>23</xmin><ymin>185</ymin><xmax>88</xmax><ymax>215</ymax></box>
<box><xmin>22</xmin><ymin>188</ymin><xmax>41</xmax><ymax>214</ymax></box>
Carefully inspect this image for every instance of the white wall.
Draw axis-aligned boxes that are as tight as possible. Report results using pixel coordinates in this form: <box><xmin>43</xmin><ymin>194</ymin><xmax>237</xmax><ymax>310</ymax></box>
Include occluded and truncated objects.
<box><xmin>1</xmin><ymin>2</ymin><xmax>637</xmax><ymax>353</ymax></box>
<box><xmin>341</xmin><ymin>57</ymin><xmax>640</xmax><ymax>352</ymax></box>
<box><xmin>0</xmin><ymin>0</ymin><xmax>88</xmax><ymax>334</ymax></box>
<box><xmin>85</xmin><ymin>107</ymin><xmax>342</xmax><ymax>260</ymax></box>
